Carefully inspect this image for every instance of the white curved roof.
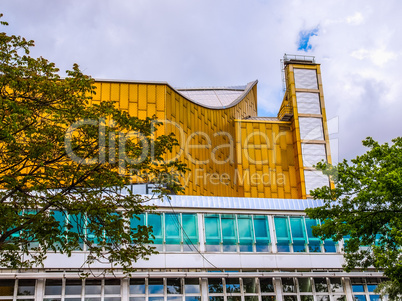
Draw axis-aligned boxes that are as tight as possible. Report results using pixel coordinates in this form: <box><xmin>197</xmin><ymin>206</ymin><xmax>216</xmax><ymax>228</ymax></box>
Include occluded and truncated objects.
<box><xmin>175</xmin><ymin>81</ymin><xmax>257</xmax><ymax>109</ymax></box>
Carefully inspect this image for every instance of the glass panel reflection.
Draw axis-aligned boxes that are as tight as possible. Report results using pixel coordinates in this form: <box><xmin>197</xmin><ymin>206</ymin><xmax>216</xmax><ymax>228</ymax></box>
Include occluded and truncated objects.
<box><xmin>130</xmin><ymin>279</ymin><xmax>145</xmax><ymax>295</ymax></box>
<box><xmin>65</xmin><ymin>280</ymin><xmax>82</xmax><ymax>295</ymax></box>
<box><xmin>282</xmin><ymin>278</ymin><xmax>295</xmax><ymax>293</ymax></box>
<box><xmin>314</xmin><ymin>278</ymin><xmax>328</xmax><ymax>293</ymax></box>
<box><xmin>185</xmin><ymin>278</ymin><xmax>200</xmax><ymax>294</ymax></box>
<box><xmin>148</xmin><ymin>279</ymin><xmax>164</xmax><ymax>295</ymax></box>
<box><xmin>85</xmin><ymin>280</ymin><xmax>101</xmax><ymax>295</ymax></box>
<box><xmin>186</xmin><ymin>297</ymin><xmax>201</xmax><ymax>301</ymax></box>
<box><xmin>208</xmin><ymin>278</ymin><xmax>223</xmax><ymax>293</ymax></box>
<box><xmin>330</xmin><ymin>278</ymin><xmax>344</xmax><ymax>293</ymax></box>
<box><xmin>209</xmin><ymin>297</ymin><xmax>224</xmax><ymax>301</ymax></box>
<box><xmin>261</xmin><ymin>297</ymin><xmax>276</xmax><ymax>301</ymax></box>
<box><xmin>243</xmin><ymin>278</ymin><xmax>258</xmax><ymax>293</ymax></box>
<box><xmin>45</xmin><ymin>279</ymin><xmax>62</xmax><ymax>295</ymax></box>
<box><xmin>104</xmin><ymin>298</ymin><xmax>121</xmax><ymax>301</ymax></box>
<box><xmin>167</xmin><ymin>278</ymin><xmax>182</xmax><ymax>294</ymax></box>
<box><xmin>245</xmin><ymin>297</ymin><xmax>258</xmax><ymax>301</ymax></box>
<box><xmin>17</xmin><ymin>280</ymin><xmax>35</xmax><ymax>296</ymax></box>
<box><xmin>0</xmin><ymin>279</ymin><xmax>15</xmax><ymax>296</ymax></box>
<box><xmin>226</xmin><ymin>278</ymin><xmax>240</xmax><ymax>293</ymax></box>
<box><xmin>298</xmin><ymin>278</ymin><xmax>312</xmax><ymax>292</ymax></box>
<box><xmin>260</xmin><ymin>278</ymin><xmax>274</xmax><ymax>293</ymax></box>
<box><xmin>352</xmin><ymin>285</ymin><xmax>365</xmax><ymax>293</ymax></box>
<box><xmin>104</xmin><ymin>279</ymin><xmax>120</xmax><ymax>295</ymax></box>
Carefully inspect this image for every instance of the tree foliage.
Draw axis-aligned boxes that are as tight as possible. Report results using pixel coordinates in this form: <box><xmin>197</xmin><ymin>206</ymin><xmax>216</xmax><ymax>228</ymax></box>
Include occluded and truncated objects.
<box><xmin>306</xmin><ymin>137</ymin><xmax>402</xmax><ymax>299</ymax></box>
<box><xmin>0</xmin><ymin>14</ymin><xmax>187</xmax><ymax>275</ymax></box>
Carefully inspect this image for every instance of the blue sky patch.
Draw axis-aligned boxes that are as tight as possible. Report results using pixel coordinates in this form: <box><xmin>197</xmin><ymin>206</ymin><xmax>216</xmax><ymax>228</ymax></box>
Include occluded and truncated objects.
<box><xmin>298</xmin><ymin>27</ymin><xmax>319</xmax><ymax>52</ymax></box>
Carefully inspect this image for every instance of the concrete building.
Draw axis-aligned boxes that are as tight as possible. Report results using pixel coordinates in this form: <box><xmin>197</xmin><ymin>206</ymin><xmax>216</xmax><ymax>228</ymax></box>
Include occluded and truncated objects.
<box><xmin>0</xmin><ymin>55</ymin><xmax>384</xmax><ymax>301</ymax></box>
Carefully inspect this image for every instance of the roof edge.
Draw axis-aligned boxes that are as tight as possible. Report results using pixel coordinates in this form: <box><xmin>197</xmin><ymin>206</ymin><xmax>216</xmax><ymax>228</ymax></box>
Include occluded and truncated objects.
<box><xmin>93</xmin><ymin>78</ymin><xmax>259</xmax><ymax>111</ymax></box>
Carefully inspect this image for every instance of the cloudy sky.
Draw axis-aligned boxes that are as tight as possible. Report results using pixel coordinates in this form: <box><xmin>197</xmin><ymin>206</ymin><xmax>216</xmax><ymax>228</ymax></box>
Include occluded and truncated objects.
<box><xmin>2</xmin><ymin>0</ymin><xmax>401</xmax><ymax>162</ymax></box>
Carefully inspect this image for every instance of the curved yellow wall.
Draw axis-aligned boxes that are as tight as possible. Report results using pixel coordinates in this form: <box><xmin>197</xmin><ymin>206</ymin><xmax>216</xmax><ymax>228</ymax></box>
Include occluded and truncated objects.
<box><xmin>165</xmin><ymin>85</ymin><xmax>258</xmax><ymax>197</ymax></box>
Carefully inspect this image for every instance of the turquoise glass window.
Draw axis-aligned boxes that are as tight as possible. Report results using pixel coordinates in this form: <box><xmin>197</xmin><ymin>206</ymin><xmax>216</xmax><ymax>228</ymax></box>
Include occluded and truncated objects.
<box><xmin>50</xmin><ymin>210</ymin><xmax>66</xmax><ymax>247</ymax></box>
<box><xmin>221</xmin><ymin>215</ymin><xmax>237</xmax><ymax>245</ymax></box>
<box><xmin>253</xmin><ymin>215</ymin><xmax>270</xmax><ymax>245</ymax></box>
<box><xmin>130</xmin><ymin>212</ymin><xmax>199</xmax><ymax>247</ymax></box>
<box><xmin>203</xmin><ymin>214</ymin><xmax>271</xmax><ymax>251</ymax></box>
<box><xmin>324</xmin><ymin>240</ymin><xmax>336</xmax><ymax>252</ymax></box>
<box><xmin>131</xmin><ymin>214</ymin><xmax>145</xmax><ymax>232</ymax></box>
<box><xmin>67</xmin><ymin>213</ymin><xmax>84</xmax><ymax>249</ymax></box>
<box><xmin>23</xmin><ymin>210</ymin><xmax>40</xmax><ymax>249</ymax></box>
<box><xmin>52</xmin><ymin>210</ymin><xmax>66</xmax><ymax>231</ymax></box>
<box><xmin>205</xmin><ymin>214</ymin><xmax>221</xmax><ymax>245</ymax></box>
<box><xmin>165</xmin><ymin>213</ymin><xmax>181</xmax><ymax>244</ymax></box>
<box><xmin>305</xmin><ymin>218</ymin><xmax>321</xmax><ymax>253</ymax></box>
<box><xmin>182</xmin><ymin>214</ymin><xmax>198</xmax><ymax>245</ymax></box>
<box><xmin>343</xmin><ymin>235</ymin><xmax>350</xmax><ymax>248</ymax></box>
<box><xmin>67</xmin><ymin>213</ymin><xmax>83</xmax><ymax>234</ymax></box>
<box><xmin>238</xmin><ymin>215</ymin><xmax>253</xmax><ymax>246</ymax></box>
<box><xmin>305</xmin><ymin>218</ymin><xmax>321</xmax><ymax>252</ymax></box>
<box><xmin>86</xmin><ymin>216</ymin><xmax>102</xmax><ymax>245</ymax></box>
<box><xmin>374</xmin><ymin>234</ymin><xmax>382</xmax><ymax>246</ymax></box>
<box><xmin>319</xmin><ymin>219</ymin><xmax>337</xmax><ymax>252</ymax></box>
<box><xmin>290</xmin><ymin>217</ymin><xmax>307</xmax><ymax>252</ymax></box>
<box><xmin>148</xmin><ymin>214</ymin><xmax>163</xmax><ymax>244</ymax></box>
<box><xmin>274</xmin><ymin>217</ymin><xmax>291</xmax><ymax>252</ymax></box>
<box><xmin>5</xmin><ymin>211</ymin><xmax>23</xmax><ymax>242</ymax></box>
<box><xmin>305</xmin><ymin>218</ymin><xmax>319</xmax><ymax>240</ymax></box>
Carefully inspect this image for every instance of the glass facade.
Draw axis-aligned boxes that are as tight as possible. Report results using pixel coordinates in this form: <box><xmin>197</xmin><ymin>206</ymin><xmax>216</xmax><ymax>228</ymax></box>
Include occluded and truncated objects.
<box><xmin>204</xmin><ymin>214</ymin><xmax>270</xmax><ymax>252</ymax></box>
<box><xmin>281</xmin><ymin>278</ymin><xmax>346</xmax><ymax>301</ymax></box>
<box><xmin>351</xmin><ymin>278</ymin><xmax>383</xmax><ymax>301</ymax></box>
<box><xmin>130</xmin><ymin>213</ymin><xmax>199</xmax><ymax>252</ymax></box>
<box><xmin>0</xmin><ymin>277</ymin><xmax>386</xmax><ymax>301</ymax></box>
<box><xmin>42</xmin><ymin>279</ymin><xmax>121</xmax><ymax>301</ymax></box>
<box><xmin>36</xmin><ymin>212</ymin><xmax>341</xmax><ymax>254</ymax></box>
<box><xmin>207</xmin><ymin>278</ymin><xmax>275</xmax><ymax>301</ymax></box>
<box><xmin>129</xmin><ymin>278</ymin><xmax>201</xmax><ymax>301</ymax></box>
<box><xmin>273</xmin><ymin>216</ymin><xmax>337</xmax><ymax>253</ymax></box>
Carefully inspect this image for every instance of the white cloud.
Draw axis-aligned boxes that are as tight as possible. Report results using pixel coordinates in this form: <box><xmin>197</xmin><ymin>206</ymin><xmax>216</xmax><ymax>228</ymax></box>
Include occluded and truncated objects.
<box><xmin>1</xmin><ymin>0</ymin><xmax>402</xmax><ymax>161</ymax></box>
<box><xmin>351</xmin><ymin>48</ymin><xmax>398</xmax><ymax>66</ymax></box>
<box><xmin>346</xmin><ymin>12</ymin><xmax>364</xmax><ymax>25</ymax></box>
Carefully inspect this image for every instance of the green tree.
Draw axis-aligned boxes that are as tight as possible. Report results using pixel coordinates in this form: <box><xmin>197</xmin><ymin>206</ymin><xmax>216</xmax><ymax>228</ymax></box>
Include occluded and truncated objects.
<box><xmin>306</xmin><ymin>137</ymin><xmax>402</xmax><ymax>299</ymax></box>
<box><xmin>0</xmin><ymin>14</ymin><xmax>186</xmax><ymax>275</ymax></box>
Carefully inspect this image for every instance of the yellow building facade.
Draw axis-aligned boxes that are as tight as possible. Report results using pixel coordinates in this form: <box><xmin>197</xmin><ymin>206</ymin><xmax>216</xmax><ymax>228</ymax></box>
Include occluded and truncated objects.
<box><xmin>91</xmin><ymin>56</ymin><xmax>331</xmax><ymax>199</ymax></box>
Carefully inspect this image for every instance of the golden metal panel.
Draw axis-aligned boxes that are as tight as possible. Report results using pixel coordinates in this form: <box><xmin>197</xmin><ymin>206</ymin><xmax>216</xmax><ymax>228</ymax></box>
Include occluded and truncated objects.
<box><xmin>101</xmin><ymin>83</ymin><xmax>111</xmax><ymax>101</ymax></box>
<box><xmin>138</xmin><ymin>84</ymin><xmax>147</xmax><ymax>111</ymax></box>
<box><xmin>129</xmin><ymin>84</ymin><xmax>138</xmax><ymax>103</ymax></box>
<box><xmin>120</xmin><ymin>84</ymin><xmax>129</xmax><ymax>110</ymax></box>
